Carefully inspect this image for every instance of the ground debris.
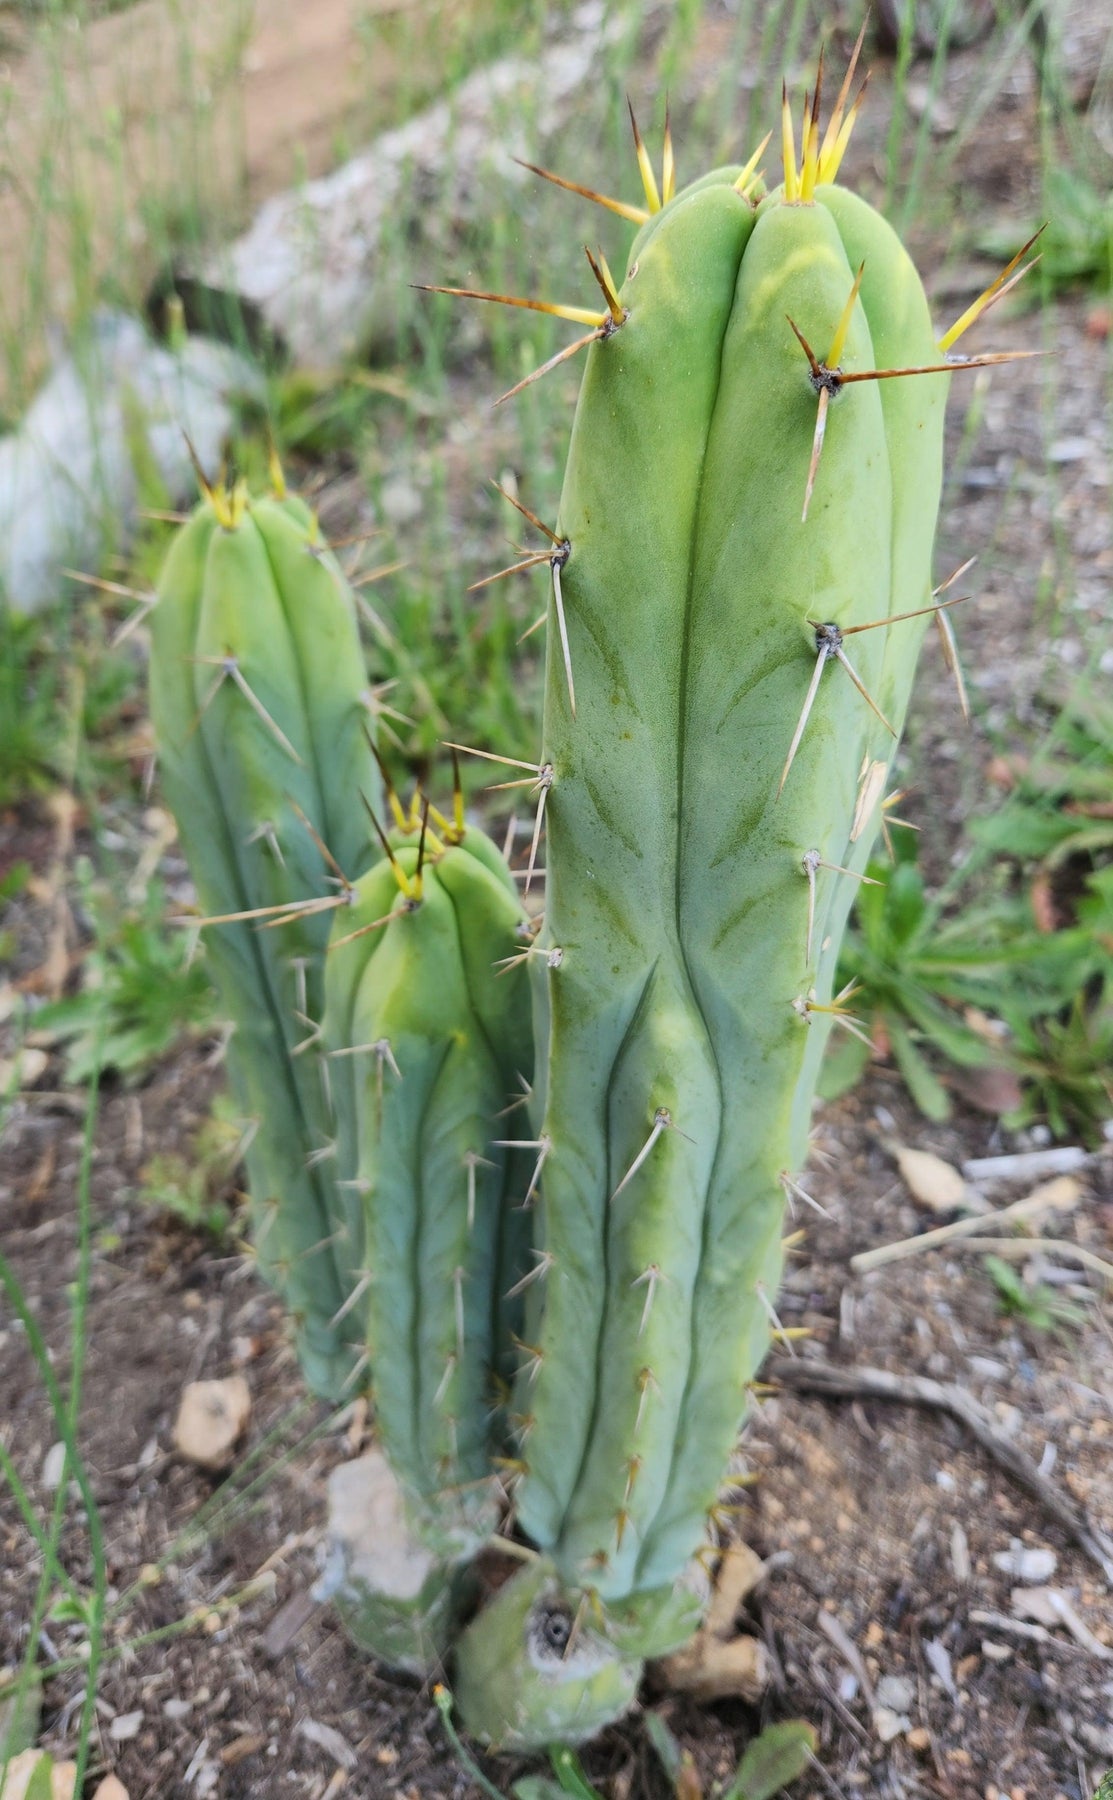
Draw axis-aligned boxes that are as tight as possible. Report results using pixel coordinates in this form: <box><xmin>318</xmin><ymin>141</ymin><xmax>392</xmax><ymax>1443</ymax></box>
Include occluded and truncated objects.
<box><xmin>296</xmin><ymin>1720</ymin><xmax>357</xmax><ymax>1770</ymax></box>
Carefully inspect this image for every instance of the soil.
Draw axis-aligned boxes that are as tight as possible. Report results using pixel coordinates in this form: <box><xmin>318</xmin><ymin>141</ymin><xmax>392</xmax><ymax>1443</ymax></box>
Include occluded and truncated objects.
<box><xmin>2</xmin><ymin>7</ymin><xmax>1112</xmax><ymax>1800</ymax></box>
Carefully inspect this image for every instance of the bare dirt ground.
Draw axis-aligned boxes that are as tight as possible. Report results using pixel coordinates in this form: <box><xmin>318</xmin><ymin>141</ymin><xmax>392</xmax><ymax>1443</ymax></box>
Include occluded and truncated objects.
<box><xmin>2</xmin><ymin>7</ymin><xmax>1112</xmax><ymax>1799</ymax></box>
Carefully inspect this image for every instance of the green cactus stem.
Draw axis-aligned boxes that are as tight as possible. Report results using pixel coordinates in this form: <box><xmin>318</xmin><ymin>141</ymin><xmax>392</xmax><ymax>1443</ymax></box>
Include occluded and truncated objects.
<box><xmin>148</xmin><ymin>472</ymin><xmax>382</xmax><ymax>1398</ymax></box>
<box><xmin>322</xmin><ymin>805</ymin><xmax>534</xmax><ymax>1670</ymax></box>
<box><xmin>446</xmin><ymin>50</ymin><xmax>1035</xmax><ymax>1746</ymax></box>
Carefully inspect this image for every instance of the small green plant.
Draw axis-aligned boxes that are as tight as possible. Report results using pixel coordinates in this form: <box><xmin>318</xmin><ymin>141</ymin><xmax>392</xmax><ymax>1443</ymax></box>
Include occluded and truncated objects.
<box><xmin>139</xmin><ymin>1092</ymin><xmax>247</xmax><ymax>1238</ymax></box>
<box><xmin>827</xmin><ymin>826</ymin><xmax>1110</xmax><ymax>1130</ymax></box>
<box><xmin>0</xmin><ymin>607</ymin><xmax>62</xmax><ymax>809</ymax></box>
<box><xmin>0</xmin><ymin>598</ymin><xmax>145</xmax><ymax>812</ymax></box>
<box><xmin>825</xmin><ymin>831</ymin><xmax>1038</xmax><ymax>1119</ymax></box>
<box><xmin>435</xmin><ymin>1686</ymin><xmax>816</xmax><ymax>1800</ymax></box>
<box><xmin>984</xmin><ymin>1253</ymin><xmax>1088</xmax><ymax>1337</ymax></box>
<box><xmin>975</xmin><ymin>683</ymin><xmax>1113</xmax><ymax>876</ymax></box>
<box><xmin>981</xmin><ymin>165</ymin><xmax>1112</xmax><ymax>293</ymax></box>
<box><xmin>33</xmin><ymin>861</ymin><xmax>215</xmax><ymax>1083</ymax></box>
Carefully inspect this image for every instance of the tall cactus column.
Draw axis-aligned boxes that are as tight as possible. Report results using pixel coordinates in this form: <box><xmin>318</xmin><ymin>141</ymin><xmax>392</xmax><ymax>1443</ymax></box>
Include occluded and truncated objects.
<box><xmin>450</xmin><ymin>64</ymin><xmax>1027</xmax><ymax>1746</ymax></box>
<box><xmin>149</xmin><ymin>474</ymin><xmax>382</xmax><ymax>1398</ymax></box>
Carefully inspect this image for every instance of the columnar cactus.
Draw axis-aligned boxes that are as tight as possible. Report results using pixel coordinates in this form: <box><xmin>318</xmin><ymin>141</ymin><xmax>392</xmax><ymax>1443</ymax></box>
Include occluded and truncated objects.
<box><xmin>439</xmin><ymin>55</ymin><xmax>1033</xmax><ymax>1747</ymax></box>
<box><xmin>149</xmin><ymin>473</ymin><xmax>382</xmax><ymax>1398</ymax></box>
<box><xmin>320</xmin><ymin>807</ymin><xmax>534</xmax><ymax>1670</ymax></box>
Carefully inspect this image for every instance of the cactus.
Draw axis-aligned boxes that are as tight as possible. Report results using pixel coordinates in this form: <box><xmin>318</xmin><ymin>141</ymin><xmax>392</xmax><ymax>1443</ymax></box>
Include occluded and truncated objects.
<box><xmin>144</xmin><ymin>39</ymin><xmax>1037</xmax><ymax>1753</ymax></box>
<box><xmin>436</xmin><ymin>50</ymin><xmax>1035</xmax><ymax>1747</ymax></box>
<box><xmin>320</xmin><ymin>805</ymin><xmax>534</xmax><ymax>1670</ymax></box>
<box><xmin>148</xmin><ymin>471</ymin><xmax>382</xmax><ymax>1398</ymax></box>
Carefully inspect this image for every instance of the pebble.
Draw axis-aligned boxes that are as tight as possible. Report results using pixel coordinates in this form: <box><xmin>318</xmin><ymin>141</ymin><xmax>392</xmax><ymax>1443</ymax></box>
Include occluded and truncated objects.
<box><xmin>992</xmin><ymin>1544</ymin><xmax>1057</xmax><ymax>1582</ymax></box>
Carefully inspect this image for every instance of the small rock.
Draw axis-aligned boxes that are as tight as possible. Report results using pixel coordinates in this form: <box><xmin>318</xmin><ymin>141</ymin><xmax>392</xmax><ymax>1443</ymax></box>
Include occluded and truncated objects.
<box><xmin>968</xmin><ymin>1357</ymin><xmax>1008</xmax><ymax>1382</ymax></box>
<box><xmin>993</xmin><ymin>1544</ymin><xmax>1057</xmax><ymax>1582</ymax></box>
<box><xmin>873</xmin><ymin>1705</ymin><xmax>911</xmax><ymax>1744</ymax></box>
<box><xmin>173</xmin><ymin>1376</ymin><xmax>251</xmax><ymax>1471</ymax></box>
<box><xmin>40</xmin><ymin>1443</ymin><xmax>67</xmax><ymax>1492</ymax></box>
<box><xmin>92</xmin><ymin>1779</ymin><xmax>131</xmax><ymax>1800</ymax></box>
<box><xmin>924</xmin><ymin>1638</ymin><xmax>957</xmax><ymax>1701</ymax></box>
<box><xmin>982</xmin><ymin>1641</ymin><xmax>1013</xmax><ymax>1662</ymax></box>
<box><xmin>108</xmin><ymin>1710</ymin><xmax>143</xmax><ymax>1742</ymax></box>
<box><xmin>876</xmin><ymin>1675</ymin><xmax>914</xmax><ymax>1712</ymax></box>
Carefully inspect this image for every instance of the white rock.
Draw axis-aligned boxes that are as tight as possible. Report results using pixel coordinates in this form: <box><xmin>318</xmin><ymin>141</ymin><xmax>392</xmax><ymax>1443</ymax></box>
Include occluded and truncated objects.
<box><xmin>876</xmin><ymin>1674</ymin><xmax>914</xmax><ymax>1712</ymax></box>
<box><xmin>192</xmin><ymin>9</ymin><xmax>626</xmax><ymax>368</ymax></box>
<box><xmin>40</xmin><ymin>1442</ymin><xmax>67</xmax><ymax>1492</ymax></box>
<box><xmin>992</xmin><ymin>1544</ymin><xmax>1057</xmax><ymax>1582</ymax></box>
<box><xmin>873</xmin><ymin>1705</ymin><xmax>911</xmax><ymax>1744</ymax></box>
<box><xmin>0</xmin><ymin>313</ymin><xmax>262</xmax><ymax>615</ymax></box>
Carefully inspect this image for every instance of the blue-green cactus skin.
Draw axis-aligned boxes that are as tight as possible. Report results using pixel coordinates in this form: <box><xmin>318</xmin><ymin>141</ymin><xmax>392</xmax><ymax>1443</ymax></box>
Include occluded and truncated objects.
<box><xmin>324</xmin><ymin>832</ymin><xmax>534</xmax><ymax>1528</ymax></box>
<box><xmin>149</xmin><ymin>489</ymin><xmax>381</xmax><ymax>1398</ymax></box>
<box><xmin>456</xmin><ymin>166</ymin><xmax>947</xmax><ymax>1743</ymax></box>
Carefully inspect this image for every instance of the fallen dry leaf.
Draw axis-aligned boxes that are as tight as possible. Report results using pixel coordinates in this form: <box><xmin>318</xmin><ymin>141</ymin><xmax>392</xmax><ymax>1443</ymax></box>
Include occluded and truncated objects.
<box><xmin>1030</xmin><ymin>871</ymin><xmax>1058</xmax><ymax>934</ymax></box>
<box><xmin>173</xmin><ymin>1376</ymin><xmax>251</xmax><ymax>1471</ymax></box>
<box><xmin>654</xmin><ymin>1539</ymin><xmax>768</xmax><ymax>1701</ymax></box>
<box><xmin>890</xmin><ymin>1145</ymin><xmax>970</xmax><ymax>1213</ymax></box>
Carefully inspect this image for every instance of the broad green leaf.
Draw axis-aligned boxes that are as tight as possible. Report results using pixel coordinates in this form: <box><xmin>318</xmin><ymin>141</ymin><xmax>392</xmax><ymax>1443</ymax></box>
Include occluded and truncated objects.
<box><xmin>724</xmin><ymin>1720</ymin><xmax>817</xmax><ymax>1800</ymax></box>
<box><xmin>24</xmin><ymin>1753</ymin><xmax>59</xmax><ymax>1800</ymax></box>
